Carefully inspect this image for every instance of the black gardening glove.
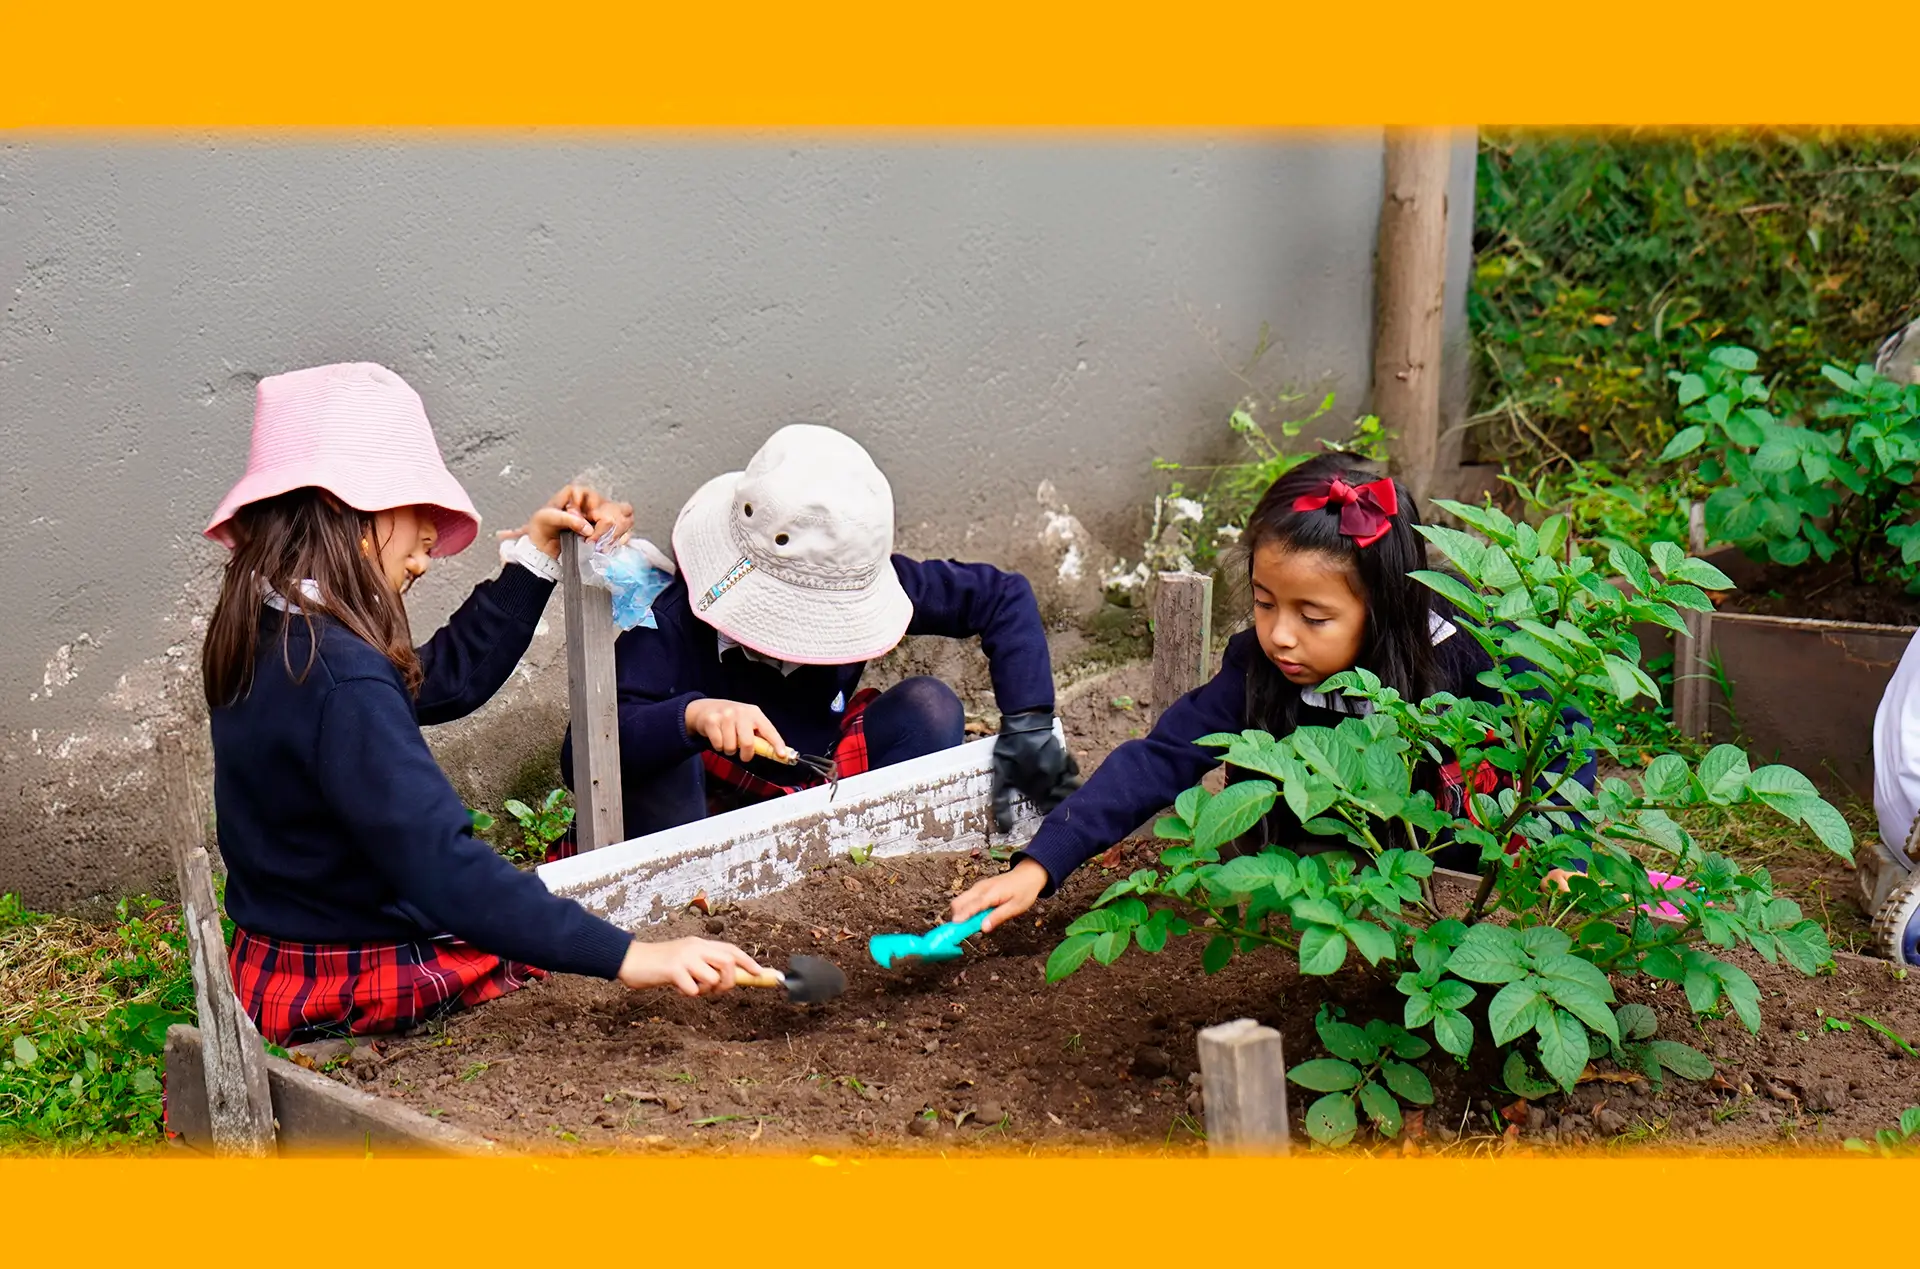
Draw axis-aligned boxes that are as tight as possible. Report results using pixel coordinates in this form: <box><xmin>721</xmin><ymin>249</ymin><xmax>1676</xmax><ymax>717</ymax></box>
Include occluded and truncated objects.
<box><xmin>992</xmin><ymin>709</ymin><xmax>1083</xmax><ymax>833</ymax></box>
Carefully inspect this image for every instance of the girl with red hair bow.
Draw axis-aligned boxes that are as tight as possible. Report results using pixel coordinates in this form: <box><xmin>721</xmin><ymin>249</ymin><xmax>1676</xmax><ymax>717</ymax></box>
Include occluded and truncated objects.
<box><xmin>953</xmin><ymin>453</ymin><xmax>1597</xmax><ymax>930</ymax></box>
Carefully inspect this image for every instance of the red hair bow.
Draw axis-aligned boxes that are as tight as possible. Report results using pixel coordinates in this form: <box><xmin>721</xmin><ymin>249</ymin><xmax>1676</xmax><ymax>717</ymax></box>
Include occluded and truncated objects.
<box><xmin>1292</xmin><ymin>476</ymin><xmax>1400</xmax><ymax>548</ymax></box>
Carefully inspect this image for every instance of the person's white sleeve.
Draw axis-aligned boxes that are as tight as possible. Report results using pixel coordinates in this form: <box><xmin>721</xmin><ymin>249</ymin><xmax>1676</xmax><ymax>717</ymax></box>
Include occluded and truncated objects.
<box><xmin>1873</xmin><ymin>630</ymin><xmax>1920</xmax><ymax>856</ymax></box>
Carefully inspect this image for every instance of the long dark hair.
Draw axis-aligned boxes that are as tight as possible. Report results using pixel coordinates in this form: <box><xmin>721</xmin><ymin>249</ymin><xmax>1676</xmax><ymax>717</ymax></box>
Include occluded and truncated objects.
<box><xmin>1238</xmin><ymin>453</ymin><xmax>1436</xmax><ymax>736</ymax></box>
<box><xmin>201</xmin><ymin>488</ymin><xmax>423</xmax><ymax>707</ymax></box>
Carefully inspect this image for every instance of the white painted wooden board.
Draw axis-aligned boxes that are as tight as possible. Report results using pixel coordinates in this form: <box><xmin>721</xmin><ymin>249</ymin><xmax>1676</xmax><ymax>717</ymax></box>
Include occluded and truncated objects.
<box><xmin>537</xmin><ymin>736</ymin><xmax>1042</xmax><ymax>927</ymax></box>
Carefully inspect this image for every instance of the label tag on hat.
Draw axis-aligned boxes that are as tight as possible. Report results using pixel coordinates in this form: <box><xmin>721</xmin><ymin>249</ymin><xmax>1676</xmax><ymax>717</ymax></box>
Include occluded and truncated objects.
<box><xmin>697</xmin><ymin>556</ymin><xmax>755</xmax><ymax>612</ymax></box>
<box><xmin>830</xmin><ymin>691</ymin><xmax>845</xmax><ymax>714</ymax></box>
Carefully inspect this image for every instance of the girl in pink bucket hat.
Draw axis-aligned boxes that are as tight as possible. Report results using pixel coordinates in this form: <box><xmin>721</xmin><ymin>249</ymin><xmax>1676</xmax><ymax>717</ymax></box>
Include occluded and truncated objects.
<box><xmin>198</xmin><ymin>362</ymin><xmax>764</xmax><ymax>1047</ymax></box>
<box><xmin>553</xmin><ymin>422</ymin><xmax>1081</xmax><ymax>849</ymax></box>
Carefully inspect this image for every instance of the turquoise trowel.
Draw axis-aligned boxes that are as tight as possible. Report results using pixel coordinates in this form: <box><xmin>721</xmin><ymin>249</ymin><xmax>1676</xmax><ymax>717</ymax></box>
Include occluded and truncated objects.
<box><xmin>868</xmin><ymin>908</ymin><xmax>998</xmax><ymax>969</ymax></box>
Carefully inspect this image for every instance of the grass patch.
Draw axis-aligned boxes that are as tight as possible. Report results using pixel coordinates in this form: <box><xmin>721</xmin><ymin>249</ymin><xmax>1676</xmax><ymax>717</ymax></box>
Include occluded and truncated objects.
<box><xmin>0</xmin><ymin>892</ymin><xmax>197</xmax><ymax>1153</ymax></box>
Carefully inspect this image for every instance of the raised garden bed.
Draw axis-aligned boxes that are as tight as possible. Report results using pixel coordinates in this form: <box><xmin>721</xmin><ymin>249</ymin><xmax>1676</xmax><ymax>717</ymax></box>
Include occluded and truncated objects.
<box><xmin>321</xmin><ymin>852</ymin><xmax>1919</xmax><ymax>1154</ymax></box>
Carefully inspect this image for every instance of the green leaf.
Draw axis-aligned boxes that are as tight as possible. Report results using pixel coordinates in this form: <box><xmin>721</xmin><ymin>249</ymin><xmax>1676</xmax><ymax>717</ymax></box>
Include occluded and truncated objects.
<box><xmin>1343</xmin><ymin>920</ymin><xmax>1396</xmax><ymax>966</ymax></box>
<box><xmin>1432</xmin><ymin>1009</ymin><xmax>1473</xmax><ymax>1058</ymax></box>
<box><xmin>1641</xmin><ymin>754</ymin><xmax>1690</xmax><ymax>801</ymax></box>
<box><xmin>1175</xmin><ymin>786</ymin><xmax>1207</xmax><ymax>826</ymax></box>
<box><xmin>1445</xmin><ymin>924</ymin><xmax>1528</xmax><ymax>984</ymax></box>
<box><xmin>1192</xmin><ymin>780</ymin><xmax>1278</xmax><ymax>855</ymax></box>
<box><xmin>501</xmin><ymin>799</ymin><xmax>534</xmax><ymax>821</ymax></box>
<box><xmin>1658</xmin><ymin>425</ymin><xmax>1707</xmax><ymax>462</ymax></box>
<box><xmin>1152</xmin><ymin>813</ymin><xmax>1194</xmax><ymax>842</ymax></box>
<box><xmin>1358</xmin><ymin>1081</ymin><xmax>1403</xmax><ymax>1138</ymax></box>
<box><xmin>1539</xmin><ymin>979</ymin><xmax>1622</xmax><ymax>1045</ymax></box>
<box><xmin>1615</xmin><ymin>1003</ymin><xmax>1658</xmax><ymax>1041</ymax></box>
<box><xmin>1488</xmin><ymin>980</ymin><xmax>1549</xmax><ymax>1045</ymax></box>
<box><xmin>1304</xmin><ymin>1093</ymin><xmax>1359</xmax><ymax>1147</ymax></box>
<box><xmin>1537</xmin><ymin>1010</ymin><xmax>1591</xmax><ymax>1092</ymax></box>
<box><xmin>1502</xmin><ymin>1050</ymin><xmax>1558</xmax><ymax>1100</ymax></box>
<box><xmin>1669</xmin><ymin>557</ymin><xmax>1736</xmax><ymax>590</ymax></box>
<box><xmin>1299</xmin><ymin>926</ymin><xmax>1349</xmax><ymax>976</ymax></box>
<box><xmin>1381</xmin><ymin>1060</ymin><xmax>1434</xmax><ymax>1105</ymax></box>
<box><xmin>12</xmin><ymin>1035</ymin><xmax>38</xmax><ymax>1067</ymax></box>
<box><xmin>1411</xmin><ymin>570</ymin><xmax>1490</xmax><ymax>622</ymax></box>
<box><xmin>1200</xmin><ymin>935</ymin><xmax>1234</xmax><ymax>975</ymax></box>
<box><xmin>1315</xmin><ymin>1014</ymin><xmax>1379</xmax><ymax>1063</ymax></box>
<box><xmin>1643</xmin><ymin>1040</ymin><xmax>1714</xmax><ymax>1081</ymax></box>
<box><xmin>1697</xmin><ymin>745</ymin><xmax>1752</xmax><ymax>802</ymax></box>
<box><xmin>1901</xmin><ymin>1107</ymin><xmax>1920</xmax><ymax>1139</ymax></box>
<box><xmin>1418</xmin><ymin>527</ymin><xmax>1489</xmax><ymax>579</ymax></box>
<box><xmin>1431</xmin><ymin>980</ymin><xmax>1476</xmax><ymax>1012</ymax></box>
<box><xmin>1044</xmin><ymin>934</ymin><xmax>1098</xmax><ymax>982</ymax></box>
<box><xmin>1746</xmin><ymin>765</ymin><xmax>1819</xmax><ymax>797</ymax></box>
<box><xmin>1133</xmin><ymin>912</ymin><xmax>1172</xmax><ymax>954</ymax></box>
<box><xmin>1289</xmin><ymin>1058</ymin><xmax>1364</xmax><ymax>1092</ymax></box>
<box><xmin>1711</xmin><ymin>961</ymin><xmax>1763</xmax><ymax>1032</ymax></box>
<box><xmin>1520</xmin><ymin>927</ymin><xmax>1573</xmax><ymax>959</ymax></box>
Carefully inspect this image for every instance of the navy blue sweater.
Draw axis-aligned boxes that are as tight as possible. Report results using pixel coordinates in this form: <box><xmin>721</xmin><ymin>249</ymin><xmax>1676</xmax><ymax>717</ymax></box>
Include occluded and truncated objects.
<box><xmin>563</xmin><ymin>556</ymin><xmax>1054</xmax><ymax>805</ymax></box>
<box><xmin>211</xmin><ymin>564</ymin><xmax>632</xmax><ymax>980</ymax></box>
<box><xmin>1018</xmin><ymin>617</ymin><xmax>1598</xmax><ymax>894</ymax></box>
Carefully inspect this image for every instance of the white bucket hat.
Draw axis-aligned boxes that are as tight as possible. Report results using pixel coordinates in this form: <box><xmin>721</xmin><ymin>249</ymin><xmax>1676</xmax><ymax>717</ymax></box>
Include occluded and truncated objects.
<box><xmin>672</xmin><ymin>424</ymin><xmax>913</xmax><ymax>664</ymax></box>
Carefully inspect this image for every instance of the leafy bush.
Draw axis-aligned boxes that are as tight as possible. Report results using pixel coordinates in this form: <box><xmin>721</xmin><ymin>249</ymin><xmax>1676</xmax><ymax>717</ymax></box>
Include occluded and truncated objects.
<box><xmin>1472</xmin><ymin>130</ymin><xmax>1920</xmax><ymax>470</ymax></box>
<box><xmin>0</xmin><ymin>895</ymin><xmax>196</xmax><ymax>1151</ymax></box>
<box><xmin>1048</xmin><ymin>501</ymin><xmax>1852</xmax><ymax>1146</ymax></box>
<box><xmin>1105</xmin><ymin>393</ymin><xmax>1388</xmax><ymax>600</ymax></box>
<box><xmin>1656</xmin><ymin>344</ymin><xmax>1920</xmax><ymax>587</ymax></box>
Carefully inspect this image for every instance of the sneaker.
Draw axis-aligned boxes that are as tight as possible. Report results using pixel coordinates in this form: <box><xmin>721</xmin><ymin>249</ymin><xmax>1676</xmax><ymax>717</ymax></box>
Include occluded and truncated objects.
<box><xmin>1871</xmin><ymin>873</ymin><xmax>1920</xmax><ymax>967</ymax></box>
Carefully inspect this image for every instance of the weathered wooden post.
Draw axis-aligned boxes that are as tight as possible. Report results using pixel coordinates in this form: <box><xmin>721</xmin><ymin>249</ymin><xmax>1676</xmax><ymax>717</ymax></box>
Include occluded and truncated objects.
<box><xmin>563</xmin><ymin>535</ymin><xmax>625</xmax><ymax>853</ymax></box>
<box><xmin>1151</xmin><ymin>571</ymin><xmax>1214</xmax><ymax>723</ymax></box>
<box><xmin>1196</xmin><ymin>1018</ymin><xmax>1290</xmax><ymax>1154</ymax></box>
<box><xmin>159</xmin><ymin>732</ymin><xmax>276</xmax><ymax>1157</ymax></box>
<box><xmin>1374</xmin><ymin>129</ymin><xmax>1453</xmax><ymax>508</ymax></box>
<box><xmin>1673</xmin><ymin>502</ymin><xmax>1714</xmax><ymax>740</ymax></box>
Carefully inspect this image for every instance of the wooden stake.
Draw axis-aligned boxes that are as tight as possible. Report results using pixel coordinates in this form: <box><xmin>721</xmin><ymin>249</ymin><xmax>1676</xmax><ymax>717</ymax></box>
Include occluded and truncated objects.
<box><xmin>158</xmin><ymin>732</ymin><xmax>276</xmax><ymax>1157</ymax></box>
<box><xmin>563</xmin><ymin>535</ymin><xmax>625</xmax><ymax>852</ymax></box>
<box><xmin>1374</xmin><ymin>129</ymin><xmax>1453</xmax><ymax>507</ymax></box>
<box><xmin>1151</xmin><ymin>571</ymin><xmax>1213</xmax><ymax>724</ymax></box>
<box><xmin>1196</xmin><ymin>1018</ymin><xmax>1290</xmax><ymax>1154</ymax></box>
<box><xmin>1674</xmin><ymin>502</ymin><xmax>1714</xmax><ymax>740</ymax></box>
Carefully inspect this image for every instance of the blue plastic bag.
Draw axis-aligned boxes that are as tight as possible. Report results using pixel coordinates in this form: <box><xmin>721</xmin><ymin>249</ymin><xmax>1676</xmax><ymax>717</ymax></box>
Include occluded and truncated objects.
<box><xmin>584</xmin><ymin>537</ymin><xmax>676</xmax><ymax>631</ymax></box>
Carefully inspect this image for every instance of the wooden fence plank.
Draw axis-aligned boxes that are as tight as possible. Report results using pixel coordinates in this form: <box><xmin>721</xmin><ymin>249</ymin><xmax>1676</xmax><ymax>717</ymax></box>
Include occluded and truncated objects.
<box><xmin>158</xmin><ymin>732</ymin><xmax>276</xmax><ymax>1157</ymax></box>
<box><xmin>1151</xmin><ymin>571</ymin><xmax>1213</xmax><ymax>723</ymax></box>
<box><xmin>563</xmin><ymin>534</ymin><xmax>625</xmax><ymax>852</ymax></box>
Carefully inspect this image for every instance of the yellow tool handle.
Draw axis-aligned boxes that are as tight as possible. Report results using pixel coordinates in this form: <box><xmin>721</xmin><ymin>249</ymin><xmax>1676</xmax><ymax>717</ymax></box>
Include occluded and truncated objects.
<box><xmin>735</xmin><ymin>967</ymin><xmax>784</xmax><ymax>989</ymax></box>
<box><xmin>751</xmin><ymin>737</ymin><xmax>799</xmax><ymax>765</ymax></box>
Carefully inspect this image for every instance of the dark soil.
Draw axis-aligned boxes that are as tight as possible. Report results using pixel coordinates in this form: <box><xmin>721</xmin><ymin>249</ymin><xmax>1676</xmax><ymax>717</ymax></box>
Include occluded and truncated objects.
<box><xmin>347</xmin><ymin>853</ymin><xmax>1919</xmax><ymax>1156</ymax></box>
<box><xmin>1715</xmin><ymin>556</ymin><xmax>1920</xmax><ymax>627</ymax></box>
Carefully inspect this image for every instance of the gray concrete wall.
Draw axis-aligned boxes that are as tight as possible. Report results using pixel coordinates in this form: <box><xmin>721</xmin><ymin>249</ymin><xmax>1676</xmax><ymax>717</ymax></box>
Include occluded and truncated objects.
<box><xmin>0</xmin><ymin>135</ymin><xmax>1474</xmax><ymax>908</ymax></box>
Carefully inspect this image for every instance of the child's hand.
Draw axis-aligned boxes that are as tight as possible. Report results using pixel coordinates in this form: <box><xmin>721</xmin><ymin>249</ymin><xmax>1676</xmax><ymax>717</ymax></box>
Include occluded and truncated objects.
<box><xmin>617</xmin><ymin>937</ymin><xmax>763</xmax><ymax>996</ymax></box>
<box><xmin>684</xmin><ymin>698</ymin><xmax>788</xmax><ymax>763</ymax></box>
<box><xmin>1543</xmin><ymin>868</ymin><xmax>1577</xmax><ymax>893</ymax></box>
<box><xmin>951</xmin><ymin>858</ymin><xmax>1049</xmax><ymax>932</ymax></box>
<box><xmin>497</xmin><ymin>484</ymin><xmax>636</xmax><ymax>559</ymax></box>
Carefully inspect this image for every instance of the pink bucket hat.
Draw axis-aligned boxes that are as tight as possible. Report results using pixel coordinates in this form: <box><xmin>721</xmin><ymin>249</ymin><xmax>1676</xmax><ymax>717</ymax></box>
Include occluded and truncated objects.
<box><xmin>203</xmin><ymin>362</ymin><xmax>481</xmax><ymax>558</ymax></box>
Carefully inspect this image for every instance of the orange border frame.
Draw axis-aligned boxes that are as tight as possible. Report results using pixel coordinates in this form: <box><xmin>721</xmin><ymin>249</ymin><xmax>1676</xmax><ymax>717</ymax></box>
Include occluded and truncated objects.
<box><xmin>7</xmin><ymin>0</ymin><xmax>1920</xmax><ymax>1253</ymax></box>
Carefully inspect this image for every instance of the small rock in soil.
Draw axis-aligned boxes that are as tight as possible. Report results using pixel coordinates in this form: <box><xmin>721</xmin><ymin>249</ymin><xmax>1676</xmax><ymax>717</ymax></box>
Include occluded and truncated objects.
<box><xmin>1597</xmin><ymin>1110</ymin><xmax>1627</xmax><ymax>1136</ymax></box>
<box><xmin>347</xmin><ymin>1044</ymin><xmax>380</xmax><ymax>1071</ymax></box>
<box><xmin>977</xmin><ymin>1101</ymin><xmax>1007</xmax><ymax>1126</ymax></box>
<box><xmin>1131</xmin><ymin>1046</ymin><xmax>1172</xmax><ymax>1079</ymax></box>
<box><xmin>1186</xmin><ymin>1090</ymin><xmax>1204</xmax><ymax>1116</ymax></box>
<box><xmin>1526</xmin><ymin>1107</ymin><xmax>1548</xmax><ymax>1133</ymax></box>
<box><xmin>908</xmin><ymin>1115</ymin><xmax>937</xmax><ymax>1137</ymax></box>
<box><xmin>705</xmin><ymin>919</ymin><xmax>726</xmax><ymax>935</ymax></box>
<box><xmin>1803</xmin><ymin>1079</ymin><xmax>1848</xmax><ymax>1113</ymax></box>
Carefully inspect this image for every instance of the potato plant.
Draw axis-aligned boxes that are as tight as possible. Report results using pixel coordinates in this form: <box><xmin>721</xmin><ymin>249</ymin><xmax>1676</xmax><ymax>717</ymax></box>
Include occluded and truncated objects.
<box><xmin>1046</xmin><ymin>499</ymin><xmax>1853</xmax><ymax>1145</ymax></box>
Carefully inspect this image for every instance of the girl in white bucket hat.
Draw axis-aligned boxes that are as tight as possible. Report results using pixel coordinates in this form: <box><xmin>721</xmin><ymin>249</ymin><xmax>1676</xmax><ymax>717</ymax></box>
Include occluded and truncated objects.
<box><xmin>556</xmin><ymin>422</ymin><xmax>1080</xmax><ymax>846</ymax></box>
<box><xmin>198</xmin><ymin>362</ymin><xmax>764</xmax><ymax>1049</ymax></box>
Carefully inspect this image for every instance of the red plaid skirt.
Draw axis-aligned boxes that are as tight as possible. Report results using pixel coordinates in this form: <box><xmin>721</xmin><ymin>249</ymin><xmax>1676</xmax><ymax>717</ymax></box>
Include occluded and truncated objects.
<box><xmin>226</xmin><ymin>926</ymin><xmax>545</xmax><ymax>1046</ymax></box>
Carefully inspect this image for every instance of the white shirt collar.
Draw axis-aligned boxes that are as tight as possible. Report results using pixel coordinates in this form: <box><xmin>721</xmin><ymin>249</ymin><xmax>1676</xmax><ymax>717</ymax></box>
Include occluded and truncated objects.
<box><xmin>1297</xmin><ymin>611</ymin><xmax>1458</xmax><ymax>714</ymax></box>
<box><xmin>716</xmin><ymin>631</ymin><xmax>803</xmax><ymax>677</ymax></box>
<box><xmin>261</xmin><ymin>579</ymin><xmax>324</xmax><ymax>612</ymax></box>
